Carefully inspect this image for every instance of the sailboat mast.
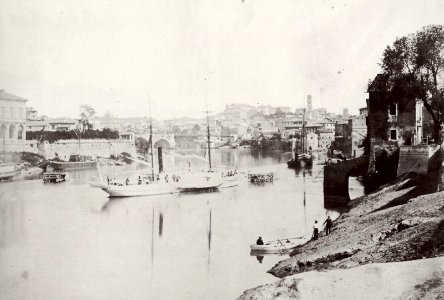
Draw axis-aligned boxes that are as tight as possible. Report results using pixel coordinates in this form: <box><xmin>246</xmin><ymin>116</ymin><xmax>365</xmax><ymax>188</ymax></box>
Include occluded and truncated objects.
<box><xmin>206</xmin><ymin>109</ymin><xmax>212</xmax><ymax>171</ymax></box>
<box><xmin>302</xmin><ymin>108</ymin><xmax>306</xmax><ymax>153</ymax></box>
<box><xmin>149</xmin><ymin>95</ymin><xmax>155</xmax><ymax>179</ymax></box>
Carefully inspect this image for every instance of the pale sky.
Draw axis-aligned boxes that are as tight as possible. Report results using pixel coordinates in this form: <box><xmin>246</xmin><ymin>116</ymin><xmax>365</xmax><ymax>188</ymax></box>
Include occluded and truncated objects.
<box><xmin>1</xmin><ymin>0</ymin><xmax>443</xmax><ymax>120</ymax></box>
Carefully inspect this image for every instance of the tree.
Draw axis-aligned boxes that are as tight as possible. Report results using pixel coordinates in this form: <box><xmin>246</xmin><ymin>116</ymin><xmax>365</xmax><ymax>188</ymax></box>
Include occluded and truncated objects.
<box><xmin>79</xmin><ymin>104</ymin><xmax>96</xmax><ymax>131</ymax></box>
<box><xmin>192</xmin><ymin>124</ymin><xmax>201</xmax><ymax>134</ymax></box>
<box><xmin>135</xmin><ymin>137</ymin><xmax>150</xmax><ymax>155</ymax></box>
<box><xmin>379</xmin><ymin>25</ymin><xmax>444</xmax><ymax>143</ymax></box>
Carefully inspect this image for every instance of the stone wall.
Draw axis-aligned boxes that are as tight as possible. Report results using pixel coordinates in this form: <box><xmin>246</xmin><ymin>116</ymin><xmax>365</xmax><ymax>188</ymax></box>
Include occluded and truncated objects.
<box><xmin>1</xmin><ymin>140</ymin><xmax>40</xmax><ymax>154</ymax></box>
<box><xmin>396</xmin><ymin>145</ymin><xmax>439</xmax><ymax>177</ymax></box>
<box><xmin>324</xmin><ymin>156</ymin><xmax>369</xmax><ymax>207</ymax></box>
<box><xmin>1</xmin><ymin>139</ymin><xmax>136</xmax><ymax>160</ymax></box>
<box><xmin>39</xmin><ymin>139</ymin><xmax>136</xmax><ymax>160</ymax></box>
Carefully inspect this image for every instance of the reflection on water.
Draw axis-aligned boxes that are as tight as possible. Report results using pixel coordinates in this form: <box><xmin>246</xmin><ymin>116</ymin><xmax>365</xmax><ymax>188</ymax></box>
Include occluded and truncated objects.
<box><xmin>0</xmin><ymin>149</ymin><xmax>359</xmax><ymax>300</ymax></box>
<box><xmin>159</xmin><ymin>212</ymin><xmax>163</xmax><ymax>237</ymax></box>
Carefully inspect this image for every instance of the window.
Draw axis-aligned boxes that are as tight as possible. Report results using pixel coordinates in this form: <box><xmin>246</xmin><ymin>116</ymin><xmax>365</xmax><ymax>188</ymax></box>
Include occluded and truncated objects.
<box><xmin>17</xmin><ymin>127</ymin><xmax>23</xmax><ymax>140</ymax></box>
<box><xmin>389</xmin><ymin>103</ymin><xmax>397</xmax><ymax>116</ymax></box>
<box><xmin>390</xmin><ymin>129</ymin><xmax>397</xmax><ymax>140</ymax></box>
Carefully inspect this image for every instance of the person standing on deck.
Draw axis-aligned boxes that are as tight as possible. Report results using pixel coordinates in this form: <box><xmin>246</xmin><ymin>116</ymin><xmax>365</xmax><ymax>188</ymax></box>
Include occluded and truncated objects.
<box><xmin>323</xmin><ymin>216</ymin><xmax>333</xmax><ymax>236</ymax></box>
<box><xmin>312</xmin><ymin>220</ymin><xmax>319</xmax><ymax>240</ymax></box>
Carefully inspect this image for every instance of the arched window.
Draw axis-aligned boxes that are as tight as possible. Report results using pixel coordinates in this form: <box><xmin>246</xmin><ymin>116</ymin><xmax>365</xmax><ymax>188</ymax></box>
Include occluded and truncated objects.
<box><xmin>9</xmin><ymin>124</ymin><xmax>16</xmax><ymax>139</ymax></box>
<box><xmin>0</xmin><ymin>124</ymin><xmax>7</xmax><ymax>139</ymax></box>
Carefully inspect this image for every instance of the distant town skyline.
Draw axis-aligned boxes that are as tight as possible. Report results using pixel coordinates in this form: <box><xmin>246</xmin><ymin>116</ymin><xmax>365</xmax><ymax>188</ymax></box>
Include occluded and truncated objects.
<box><xmin>1</xmin><ymin>0</ymin><xmax>443</xmax><ymax>120</ymax></box>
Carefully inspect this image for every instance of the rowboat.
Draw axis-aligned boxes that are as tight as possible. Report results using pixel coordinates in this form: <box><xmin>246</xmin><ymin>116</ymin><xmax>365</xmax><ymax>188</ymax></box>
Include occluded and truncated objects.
<box><xmin>250</xmin><ymin>237</ymin><xmax>307</xmax><ymax>254</ymax></box>
<box><xmin>220</xmin><ymin>173</ymin><xmax>243</xmax><ymax>188</ymax></box>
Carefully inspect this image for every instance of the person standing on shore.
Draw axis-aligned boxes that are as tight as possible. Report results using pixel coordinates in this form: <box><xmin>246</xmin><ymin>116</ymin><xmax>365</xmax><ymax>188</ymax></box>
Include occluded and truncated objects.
<box><xmin>323</xmin><ymin>216</ymin><xmax>333</xmax><ymax>236</ymax></box>
<box><xmin>312</xmin><ymin>221</ymin><xmax>319</xmax><ymax>240</ymax></box>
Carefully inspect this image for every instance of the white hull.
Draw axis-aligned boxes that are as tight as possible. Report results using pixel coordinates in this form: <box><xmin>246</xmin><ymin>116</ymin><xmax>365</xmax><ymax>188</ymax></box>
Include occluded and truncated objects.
<box><xmin>250</xmin><ymin>237</ymin><xmax>307</xmax><ymax>253</ymax></box>
<box><xmin>176</xmin><ymin>173</ymin><xmax>223</xmax><ymax>192</ymax></box>
<box><xmin>220</xmin><ymin>174</ymin><xmax>243</xmax><ymax>188</ymax></box>
<box><xmin>101</xmin><ymin>183</ymin><xmax>178</xmax><ymax>197</ymax></box>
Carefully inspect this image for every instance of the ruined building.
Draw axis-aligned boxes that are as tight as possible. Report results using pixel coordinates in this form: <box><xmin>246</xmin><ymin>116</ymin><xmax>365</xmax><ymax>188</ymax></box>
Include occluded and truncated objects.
<box><xmin>367</xmin><ymin>74</ymin><xmax>433</xmax><ymax>146</ymax></box>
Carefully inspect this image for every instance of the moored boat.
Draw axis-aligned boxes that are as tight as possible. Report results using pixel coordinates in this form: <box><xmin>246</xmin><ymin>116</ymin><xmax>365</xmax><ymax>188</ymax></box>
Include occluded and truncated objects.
<box><xmin>250</xmin><ymin>236</ymin><xmax>307</xmax><ymax>254</ymax></box>
<box><xmin>287</xmin><ymin>109</ymin><xmax>313</xmax><ymax>169</ymax></box>
<box><xmin>0</xmin><ymin>163</ymin><xmax>18</xmax><ymax>181</ymax></box>
<box><xmin>287</xmin><ymin>153</ymin><xmax>313</xmax><ymax>168</ymax></box>
<box><xmin>220</xmin><ymin>172</ymin><xmax>243</xmax><ymax>188</ymax></box>
<box><xmin>248</xmin><ymin>172</ymin><xmax>275</xmax><ymax>183</ymax></box>
<box><xmin>43</xmin><ymin>171</ymin><xmax>69</xmax><ymax>183</ymax></box>
<box><xmin>49</xmin><ymin>160</ymin><xmax>97</xmax><ymax>170</ymax></box>
<box><xmin>101</xmin><ymin>181</ymin><xmax>178</xmax><ymax>197</ymax></box>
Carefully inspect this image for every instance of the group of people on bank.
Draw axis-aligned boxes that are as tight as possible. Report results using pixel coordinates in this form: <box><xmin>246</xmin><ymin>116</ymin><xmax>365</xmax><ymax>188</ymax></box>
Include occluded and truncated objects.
<box><xmin>312</xmin><ymin>216</ymin><xmax>333</xmax><ymax>240</ymax></box>
<box><xmin>255</xmin><ymin>216</ymin><xmax>334</xmax><ymax>249</ymax></box>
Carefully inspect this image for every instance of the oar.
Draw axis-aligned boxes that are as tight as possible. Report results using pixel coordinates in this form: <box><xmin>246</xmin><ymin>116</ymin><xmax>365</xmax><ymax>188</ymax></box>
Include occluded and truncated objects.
<box><xmin>265</xmin><ymin>235</ymin><xmax>307</xmax><ymax>243</ymax></box>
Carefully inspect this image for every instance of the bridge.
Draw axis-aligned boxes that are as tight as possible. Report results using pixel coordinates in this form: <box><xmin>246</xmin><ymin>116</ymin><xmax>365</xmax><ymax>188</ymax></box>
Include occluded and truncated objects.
<box><xmin>324</xmin><ymin>155</ymin><xmax>369</xmax><ymax>207</ymax></box>
<box><xmin>136</xmin><ymin>133</ymin><xmax>175</xmax><ymax>149</ymax></box>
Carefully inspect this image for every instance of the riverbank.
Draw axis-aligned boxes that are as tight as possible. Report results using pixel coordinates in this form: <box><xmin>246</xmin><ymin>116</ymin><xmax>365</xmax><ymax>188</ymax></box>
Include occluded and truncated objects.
<box><xmin>237</xmin><ymin>177</ymin><xmax>444</xmax><ymax>299</ymax></box>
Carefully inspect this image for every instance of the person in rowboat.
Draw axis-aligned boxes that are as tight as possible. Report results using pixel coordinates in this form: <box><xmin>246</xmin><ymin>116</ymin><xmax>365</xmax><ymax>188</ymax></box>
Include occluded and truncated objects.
<box><xmin>256</xmin><ymin>236</ymin><xmax>264</xmax><ymax>245</ymax></box>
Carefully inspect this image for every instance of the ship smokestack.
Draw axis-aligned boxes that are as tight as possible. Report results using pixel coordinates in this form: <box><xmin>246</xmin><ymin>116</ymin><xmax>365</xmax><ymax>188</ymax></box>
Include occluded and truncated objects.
<box><xmin>158</xmin><ymin>147</ymin><xmax>163</xmax><ymax>173</ymax></box>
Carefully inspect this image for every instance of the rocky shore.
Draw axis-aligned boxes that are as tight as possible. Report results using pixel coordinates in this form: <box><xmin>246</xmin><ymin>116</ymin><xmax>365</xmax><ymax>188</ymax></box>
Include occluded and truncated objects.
<box><xmin>237</xmin><ymin>178</ymin><xmax>444</xmax><ymax>299</ymax></box>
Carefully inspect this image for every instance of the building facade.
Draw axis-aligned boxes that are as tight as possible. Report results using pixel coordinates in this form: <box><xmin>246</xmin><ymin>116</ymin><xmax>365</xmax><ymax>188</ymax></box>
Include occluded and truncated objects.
<box><xmin>367</xmin><ymin>74</ymin><xmax>432</xmax><ymax>146</ymax></box>
<box><xmin>0</xmin><ymin>90</ymin><xmax>27</xmax><ymax>151</ymax></box>
<box><xmin>318</xmin><ymin>129</ymin><xmax>335</xmax><ymax>150</ymax></box>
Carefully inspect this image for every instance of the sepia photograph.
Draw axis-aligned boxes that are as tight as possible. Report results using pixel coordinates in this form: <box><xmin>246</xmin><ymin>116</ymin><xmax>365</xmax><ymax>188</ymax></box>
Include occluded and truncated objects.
<box><xmin>1</xmin><ymin>0</ymin><xmax>444</xmax><ymax>299</ymax></box>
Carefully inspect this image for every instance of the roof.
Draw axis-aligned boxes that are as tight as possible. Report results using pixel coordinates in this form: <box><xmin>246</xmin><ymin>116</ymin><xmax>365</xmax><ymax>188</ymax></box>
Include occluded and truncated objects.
<box><xmin>318</xmin><ymin>129</ymin><xmax>334</xmax><ymax>133</ymax></box>
<box><xmin>48</xmin><ymin>118</ymin><xmax>78</xmax><ymax>124</ymax></box>
<box><xmin>27</xmin><ymin>120</ymin><xmax>49</xmax><ymax>126</ymax></box>
<box><xmin>319</xmin><ymin>118</ymin><xmax>335</xmax><ymax>124</ymax></box>
<box><xmin>0</xmin><ymin>90</ymin><xmax>27</xmax><ymax>102</ymax></box>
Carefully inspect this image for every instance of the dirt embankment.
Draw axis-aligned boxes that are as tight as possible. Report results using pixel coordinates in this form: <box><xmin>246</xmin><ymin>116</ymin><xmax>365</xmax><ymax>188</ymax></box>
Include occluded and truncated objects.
<box><xmin>237</xmin><ymin>178</ymin><xmax>444</xmax><ymax>299</ymax></box>
<box><xmin>238</xmin><ymin>257</ymin><xmax>444</xmax><ymax>300</ymax></box>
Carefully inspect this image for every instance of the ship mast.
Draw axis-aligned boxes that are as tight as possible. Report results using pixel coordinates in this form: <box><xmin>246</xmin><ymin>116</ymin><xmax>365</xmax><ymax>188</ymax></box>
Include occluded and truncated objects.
<box><xmin>149</xmin><ymin>94</ymin><xmax>155</xmax><ymax>179</ymax></box>
<box><xmin>204</xmin><ymin>77</ymin><xmax>212</xmax><ymax>171</ymax></box>
<box><xmin>302</xmin><ymin>108</ymin><xmax>306</xmax><ymax>153</ymax></box>
<box><xmin>206</xmin><ymin>104</ymin><xmax>212</xmax><ymax>171</ymax></box>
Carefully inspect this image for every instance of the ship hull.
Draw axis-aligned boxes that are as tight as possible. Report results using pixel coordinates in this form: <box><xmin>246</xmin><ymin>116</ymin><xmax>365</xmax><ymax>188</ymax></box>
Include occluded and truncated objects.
<box><xmin>49</xmin><ymin>160</ymin><xmax>97</xmax><ymax>170</ymax></box>
<box><xmin>101</xmin><ymin>183</ymin><xmax>178</xmax><ymax>197</ymax></box>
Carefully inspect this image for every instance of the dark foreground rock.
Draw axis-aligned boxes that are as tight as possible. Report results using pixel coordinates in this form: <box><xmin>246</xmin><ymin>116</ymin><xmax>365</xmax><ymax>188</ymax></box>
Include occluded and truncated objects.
<box><xmin>237</xmin><ymin>257</ymin><xmax>444</xmax><ymax>300</ymax></box>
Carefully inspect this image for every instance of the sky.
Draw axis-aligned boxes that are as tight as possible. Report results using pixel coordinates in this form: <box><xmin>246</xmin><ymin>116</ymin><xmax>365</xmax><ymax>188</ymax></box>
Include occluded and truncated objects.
<box><xmin>1</xmin><ymin>0</ymin><xmax>443</xmax><ymax>120</ymax></box>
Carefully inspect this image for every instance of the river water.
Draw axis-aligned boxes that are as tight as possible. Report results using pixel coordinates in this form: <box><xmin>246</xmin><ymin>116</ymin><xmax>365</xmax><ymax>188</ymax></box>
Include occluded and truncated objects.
<box><xmin>0</xmin><ymin>150</ymin><xmax>362</xmax><ymax>300</ymax></box>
